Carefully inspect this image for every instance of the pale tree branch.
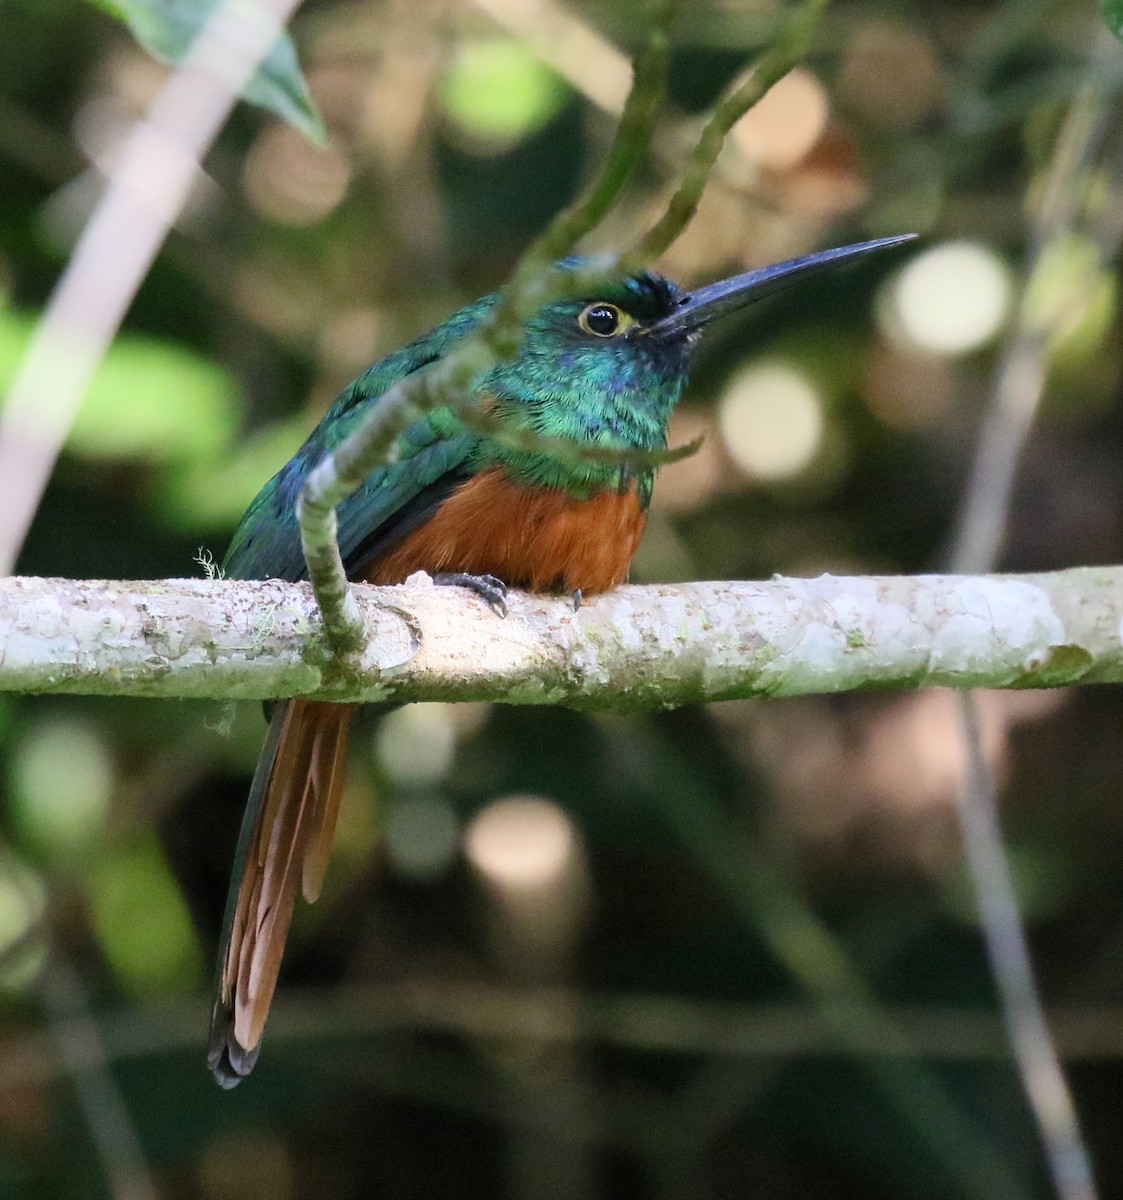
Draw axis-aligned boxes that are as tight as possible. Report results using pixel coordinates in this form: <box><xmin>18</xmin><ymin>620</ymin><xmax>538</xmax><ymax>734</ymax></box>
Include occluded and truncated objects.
<box><xmin>0</xmin><ymin>569</ymin><xmax>1118</xmax><ymax>705</ymax></box>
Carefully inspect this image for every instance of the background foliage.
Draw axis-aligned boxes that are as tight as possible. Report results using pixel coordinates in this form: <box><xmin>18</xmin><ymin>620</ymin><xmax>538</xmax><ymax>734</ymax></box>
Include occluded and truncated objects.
<box><xmin>2</xmin><ymin>1</ymin><xmax>1123</xmax><ymax>1197</ymax></box>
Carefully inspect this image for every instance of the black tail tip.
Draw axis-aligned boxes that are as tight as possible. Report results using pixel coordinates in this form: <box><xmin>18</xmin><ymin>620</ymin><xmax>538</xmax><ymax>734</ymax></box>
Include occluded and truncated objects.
<box><xmin>208</xmin><ymin>1006</ymin><xmax>261</xmax><ymax>1088</ymax></box>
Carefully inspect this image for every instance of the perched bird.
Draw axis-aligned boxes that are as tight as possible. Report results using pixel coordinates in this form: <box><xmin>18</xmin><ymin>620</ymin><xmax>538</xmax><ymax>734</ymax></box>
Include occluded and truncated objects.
<box><xmin>209</xmin><ymin>235</ymin><xmax>913</xmax><ymax>1086</ymax></box>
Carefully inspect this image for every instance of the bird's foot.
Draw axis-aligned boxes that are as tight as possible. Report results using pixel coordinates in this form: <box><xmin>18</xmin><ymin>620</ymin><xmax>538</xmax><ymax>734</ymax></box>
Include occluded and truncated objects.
<box><xmin>434</xmin><ymin>572</ymin><xmax>509</xmax><ymax>617</ymax></box>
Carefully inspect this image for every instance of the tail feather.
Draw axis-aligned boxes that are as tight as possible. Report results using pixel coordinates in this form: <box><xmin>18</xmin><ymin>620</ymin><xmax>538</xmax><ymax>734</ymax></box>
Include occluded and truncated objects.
<box><xmin>208</xmin><ymin>699</ymin><xmax>355</xmax><ymax>1087</ymax></box>
<box><xmin>302</xmin><ymin>715</ymin><xmax>350</xmax><ymax>903</ymax></box>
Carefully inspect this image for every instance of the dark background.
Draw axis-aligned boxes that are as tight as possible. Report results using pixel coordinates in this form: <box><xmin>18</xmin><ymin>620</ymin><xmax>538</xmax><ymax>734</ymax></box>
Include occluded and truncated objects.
<box><xmin>2</xmin><ymin>1</ymin><xmax>1123</xmax><ymax>1197</ymax></box>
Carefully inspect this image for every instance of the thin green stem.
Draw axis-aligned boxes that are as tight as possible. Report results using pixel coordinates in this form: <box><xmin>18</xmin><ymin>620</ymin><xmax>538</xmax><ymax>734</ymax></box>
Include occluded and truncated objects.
<box><xmin>507</xmin><ymin>0</ymin><xmax>676</xmax><ymax>278</ymax></box>
<box><xmin>633</xmin><ymin>0</ymin><xmax>831</xmax><ymax>260</ymax></box>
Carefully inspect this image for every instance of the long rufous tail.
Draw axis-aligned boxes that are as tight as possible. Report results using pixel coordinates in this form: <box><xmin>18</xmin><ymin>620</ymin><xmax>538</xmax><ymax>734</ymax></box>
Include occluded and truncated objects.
<box><xmin>208</xmin><ymin>699</ymin><xmax>354</xmax><ymax>1087</ymax></box>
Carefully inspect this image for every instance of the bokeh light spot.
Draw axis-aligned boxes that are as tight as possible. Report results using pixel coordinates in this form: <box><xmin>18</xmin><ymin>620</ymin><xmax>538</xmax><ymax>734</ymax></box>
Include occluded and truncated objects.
<box><xmin>465</xmin><ymin>796</ymin><xmax>574</xmax><ymax>890</ymax></box>
<box><xmin>9</xmin><ymin>717</ymin><xmax>112</xmax><ymax>858</ymax></box>
<box><xmin>1025</xmin><ymin>231</ymin><xmax>1118</xmax><ymax>362</ymax></box>
<box><xmin>243</xmin><ymin>125</ymin><xmax>351</xmax><ymax>227</ymax></box>
<box><xmin>719</xmin><ymin>362</ymin><xmax>823</xmax><ymax>480</ymax></box>
<box><xmin>440</xmin><ymin>38</ymin><xmax>565</xmax><ymax>150</ymax></box>
<box><xmin>385</xmin><ymin>795</ymin><xmax>460</xmax><ymax>881</ymax></box>
<box><xmin>838</xmin><ymin>22</ymin><xmax>944</xmax><ymax>129</ymax></box>
<box><xmin>376</xmin><ymin>703</ymin><xmax>458</xmax><ymax>786</ymax></box>
<box><xmin>884</xmin><ymin>241</ymin><xmax>1012</xmax><ymax>355</ymax></box>
<box><xmin>732</xmin><ymin>68</ymin><xmax>829</xmax><ymax>171</ymax></box>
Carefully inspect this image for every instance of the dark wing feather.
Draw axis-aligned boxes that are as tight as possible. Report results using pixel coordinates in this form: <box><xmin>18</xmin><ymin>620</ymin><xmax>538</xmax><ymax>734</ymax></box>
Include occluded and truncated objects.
<box><xmin>223</xmin><ymin>293</ymin><xmax>497</xmax><ymax>585</ymax></box>
<box><xmin>223</xmin><ymin>427</ymin><xmax>477</xmax><ymax>583</ymax></box>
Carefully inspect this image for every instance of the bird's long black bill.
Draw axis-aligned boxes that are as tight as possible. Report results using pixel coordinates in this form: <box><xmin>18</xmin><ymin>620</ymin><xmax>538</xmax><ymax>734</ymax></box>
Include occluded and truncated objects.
<box><xmin>649</xmin><ymin>233</ymin><xmax>917</xmax><ymax>337</ymax></box>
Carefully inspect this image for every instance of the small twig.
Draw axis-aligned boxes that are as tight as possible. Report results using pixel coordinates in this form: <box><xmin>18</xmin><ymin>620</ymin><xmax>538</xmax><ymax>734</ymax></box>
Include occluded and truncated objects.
<box><xmin>957</xmin><ymin>698</ymin><xmax>1098</xmax><ymax>1200</ymax></box>
<box><xmin>40</xmin><ymin>958</ymin><xmax>158</xmax><ymax>1200</ymax></box>
<box><xmin>461</xmin><ymin>412</ymin><xmax>702</xmax><ymax>470</ymax></box>
<box><xmin>632</xmin><ymin>0</ymin><xmax>831</xmax><ymax>260</ymax></box>
<box><xmin>0</xmin><ymin>0</ymin><xmax>306</xmax><ymax>576</ymax></box>
<box><xmin>471</xmin><ymin>0</ymin><xmax>796</xmax><ymax>234</ymax></box>
<box><xmin>950</xmin><ymin>78</ymin><xmax>1112</xmax><ymax>576</ymax></box>
<box><xmin>946</xmin><ymin>31</ymin><xmax>1120</xmax><ymax>1200</ymax></box>
<box><xmin>508</xmin><ymin>0</ymin><xmax>677</xmax><ymax>274</ymax></box>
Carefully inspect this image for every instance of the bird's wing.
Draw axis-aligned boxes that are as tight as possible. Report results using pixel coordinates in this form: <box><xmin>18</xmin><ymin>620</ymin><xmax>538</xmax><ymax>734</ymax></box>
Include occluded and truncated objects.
<box><xmin>222</xmin><ymin>422</ymin><xmax>476</xmax><ymax>583</ymax></box>
<box><xmin>209</xmin><ymin>302</ymin><xmax>497</xmax><ymax>1087</ymax></box>
<box><xmin>223</xmin><ymin>292</ymin><xmax>499</xmax><ymax>584</ymax></box>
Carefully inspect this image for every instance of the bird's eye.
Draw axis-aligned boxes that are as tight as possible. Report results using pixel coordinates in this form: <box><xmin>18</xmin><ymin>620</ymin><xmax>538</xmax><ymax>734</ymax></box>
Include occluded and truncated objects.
<box><xmin>579</xmin><ymin>303</ymin><xmax>630</xmax><ymax>337</ymax></box>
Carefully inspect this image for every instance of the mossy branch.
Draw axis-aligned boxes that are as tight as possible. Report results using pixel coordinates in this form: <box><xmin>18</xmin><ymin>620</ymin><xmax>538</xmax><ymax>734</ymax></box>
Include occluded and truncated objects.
<box><xmin>1</xmin><ymin>568</ymin><xmax>1118</xmax><ymax>706</ymax></box>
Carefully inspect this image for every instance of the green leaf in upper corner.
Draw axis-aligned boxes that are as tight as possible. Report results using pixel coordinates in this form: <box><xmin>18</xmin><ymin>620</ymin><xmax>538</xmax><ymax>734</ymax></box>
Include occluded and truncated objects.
<box><xmin>86</xmin><ymin>0</ymin><xmax>326</xmax><ymax>145</ymax></box>
<box><xmin>1101</xmin><ymin>0</ymin><xmax>1123</xmax><ymax>40</ymax></box>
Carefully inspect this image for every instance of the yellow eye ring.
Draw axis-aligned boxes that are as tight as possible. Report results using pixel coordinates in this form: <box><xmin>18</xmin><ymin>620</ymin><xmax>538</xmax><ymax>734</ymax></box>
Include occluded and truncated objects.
<box><xmin>579</xmin><ymin>302</ymin><xmax>631</xmax><ymax>337</ymax></box>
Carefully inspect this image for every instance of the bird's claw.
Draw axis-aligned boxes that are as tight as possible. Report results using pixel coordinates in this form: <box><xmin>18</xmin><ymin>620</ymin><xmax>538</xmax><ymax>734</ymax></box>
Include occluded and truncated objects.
<box><xmin>433</xmin><ymin>572</ymin><xmax>509</xmax><ymax>617</ymax></box>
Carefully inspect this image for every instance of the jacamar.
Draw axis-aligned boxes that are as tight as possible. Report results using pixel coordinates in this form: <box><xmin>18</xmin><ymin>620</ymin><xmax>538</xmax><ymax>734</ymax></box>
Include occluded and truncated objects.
<box><xmin>208</xmin><ymin>235</ymin><xmax>913</xmax><ymax>1086</ymax></box>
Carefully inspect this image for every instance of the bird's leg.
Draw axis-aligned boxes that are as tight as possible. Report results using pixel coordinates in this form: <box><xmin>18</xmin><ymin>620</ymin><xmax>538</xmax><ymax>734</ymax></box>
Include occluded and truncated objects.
<box><xmin>571</xmin><ymin>588</ymin><xmax>583</xmax><ymax>612</ymax></box>
<box><xmin>433</xmin><ymin>572</ymin><xmax>509</xmax><ymax>617</ymax></box>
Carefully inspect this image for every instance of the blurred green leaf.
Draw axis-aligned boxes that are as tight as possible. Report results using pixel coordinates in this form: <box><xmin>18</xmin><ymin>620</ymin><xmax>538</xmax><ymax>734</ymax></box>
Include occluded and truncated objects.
<box><xmin>86</xmin><ymin>0</ymin><xmax>325</xmax><ymax>144</ymax></box>
<box><xmin>0</xmin><ymin>310</ymin><xmax>242</xmax><ymax>463</ymax></box>
<box><xmin>1100</xmin><ymin>0</ymin><xmax>1123</xmax><ymax>40</ymax></box>
<box><xmin>440</xmin><ymin>38</ymin><xmax>566</xmax><ymax>147</ymax></box>
<box><xmin>70</xmin><ymin>336</ymin><xmax>242</xmax><ymax>462</ymax></box>
<box><xmin>1025</xmin><ymin>231</ymin><xmax>1118</xmax><ymax>366</ymax></box>
<box><xmin>159</xmin><ymin>414</ymin><xmax>304</xmax><ymax>529</ymax></box>
<box><xmin>89</xmin><ymin>835</ymin><xmax>203</xmax><ymax>995</ymax></box>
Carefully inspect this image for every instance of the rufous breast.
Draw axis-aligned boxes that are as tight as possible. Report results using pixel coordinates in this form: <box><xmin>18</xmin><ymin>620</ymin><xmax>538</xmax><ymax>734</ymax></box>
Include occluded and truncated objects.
<box><xmin>366</xmin><ymin>465</ymin><xmax>647</xmax><ymax>594</ymax></box>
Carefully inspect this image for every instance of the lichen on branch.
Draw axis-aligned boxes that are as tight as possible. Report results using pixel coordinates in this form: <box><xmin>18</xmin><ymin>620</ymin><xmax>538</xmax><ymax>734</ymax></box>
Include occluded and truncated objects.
<box><xmin>1</xmin><ymin>568</ymin><xmax>1119</xmax><ymax>707</ymax></box>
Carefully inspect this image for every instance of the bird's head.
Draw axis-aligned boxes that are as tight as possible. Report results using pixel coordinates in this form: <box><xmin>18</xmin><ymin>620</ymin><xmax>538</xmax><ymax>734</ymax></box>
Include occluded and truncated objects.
<box><xmin>483</xmin><ymin>235</ymin><xmax>915</xmax><ymax>486</ymax></box>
